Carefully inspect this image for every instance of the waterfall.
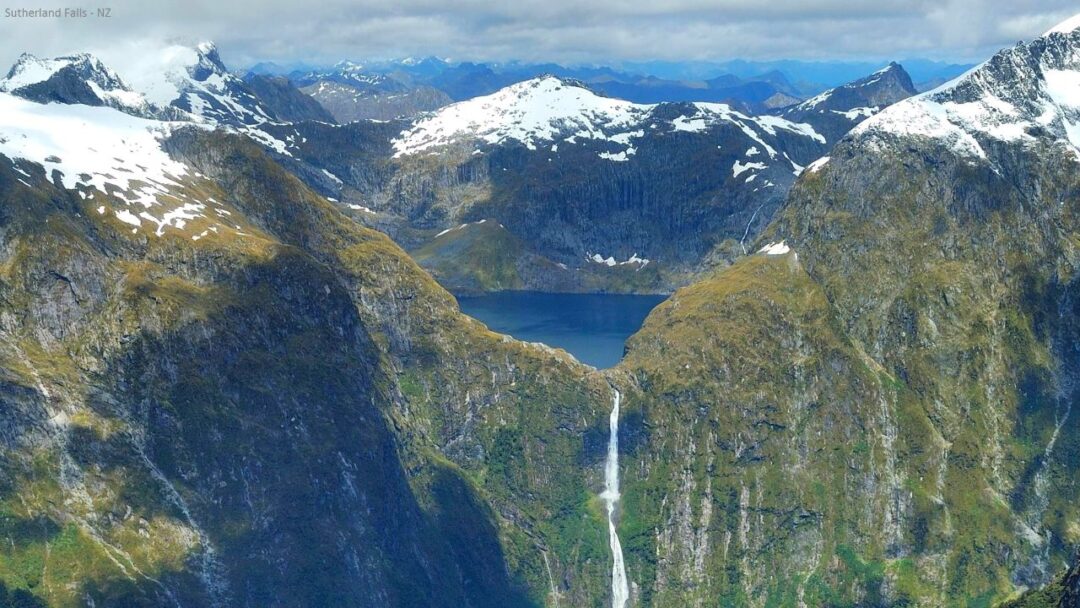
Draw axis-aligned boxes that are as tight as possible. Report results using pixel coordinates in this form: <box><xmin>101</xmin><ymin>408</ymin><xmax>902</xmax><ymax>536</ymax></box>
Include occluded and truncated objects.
<box><xmin>601</xmin><ymin>388</ymin><xmax>630</xmax><ymax>608</ymax></box>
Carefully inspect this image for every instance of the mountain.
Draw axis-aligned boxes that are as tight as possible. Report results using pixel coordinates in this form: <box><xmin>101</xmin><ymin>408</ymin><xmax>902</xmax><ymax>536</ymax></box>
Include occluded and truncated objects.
<box><xmin>241</xmin><ymin>74</ymin><xmax>336</xmax><ymax>123</ymax></box>
<box><xmin>0</xmin><ymin>53</ymin><xmax>159</xmax><ymax>117</ymax></box>
<box><xmin>0</xmin><ymin>58</ymin><xmax>620</xmax><ymax>606</ymax></box>
<box><xmin>264</xmin><ymin>66</ymin><xmax>916</xmax><ymax>293</ymax></box>
<box><xmin>284</xmin><ymin>63</ymin><xmax>454</xmax><ymax>121</ymax></box>
<box><xmin>779</xmin><ymin>62</ymin><xmax>918</xmax><ymax>143</ymax></box>
<box><xmin>0</xmin><ymin>42</ymin><xmax>326</xmax><ymax>129</ymax></box>
<box><xmin>728</xmin><ymin>15</ymin><xmax>1080</xmax><ymax>604</ymax></box>
<box><xmin>299</xmin><ymin>79</ymin><xmax>451</xmax><ymax>122</ymax></box>
<box><xmin>659</xmin><ymin>57</ymin><xmax>973</xmax><ymax>89</ymax></box>
<box><xmin>0</xmin><ymin>45</ymin><xmax>909</xmax><ymax>296</ymax></box>
<box><xmin>261</xmin><ymin>74</ymin><xmax>835</xmax><ymax>292</ymax></box>
<box><xmin>424</xmin><ymin>62</ymin><xmax>519</xmax><ymax>101</ymax></box>
<box><xmin>584</xmin><ymin>73</ymin><xmax>801</xmax><ymax>110</ymax></box>
<box><xmin>294</xmin><ymin>58</ymin><xmax>814</xmax><ymax>112</ymax></box>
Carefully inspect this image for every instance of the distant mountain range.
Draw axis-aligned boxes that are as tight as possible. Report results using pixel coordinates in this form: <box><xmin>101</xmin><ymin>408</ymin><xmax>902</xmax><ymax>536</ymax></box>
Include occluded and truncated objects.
<box><xmin>243</xmin><ymin>56</ymin><xmax>969</xmax><ymax>122</ymax></box>
<box><xmin>0</xmin><ymin>41</ymin><xmax>919</xmax><ymax>295</ymax></box>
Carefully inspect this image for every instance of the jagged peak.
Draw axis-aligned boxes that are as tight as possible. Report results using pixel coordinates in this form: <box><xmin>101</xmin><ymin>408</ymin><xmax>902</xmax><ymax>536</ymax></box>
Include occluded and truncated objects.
<box><xmin>0</xmin><ymin>52</ymin><xmax>127</xmax><ymax>93</ymax></box>
<box><xmin>852</xmin><ymin>25</ymin><xmax>1080</xmax><ymax>160</ymax></box>
<box><xmin>789</xmin><ymin>62</ymin><xmax>915</xmax><ymax>115</ymax></box>
<box><xmin>0</xmin><ymin>41</ymin><xmax>282</xmax><ymax>128</ymax></box>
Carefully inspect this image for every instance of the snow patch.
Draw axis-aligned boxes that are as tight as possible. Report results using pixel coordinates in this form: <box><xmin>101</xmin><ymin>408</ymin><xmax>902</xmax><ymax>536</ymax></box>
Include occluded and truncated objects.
<box><xmin>1</xmin><ymin>55</ymin><xmax>77</xmax><ymax>91</ymax></box>
<box><xmin>806</xmin><ymin>156</ymin><xmax>831</xmax><ymax>173</ymax></box>
<box><xmin>732</xmin><ymin>160</ymin><xmax>766</xmax><ymax>178</ymax></box>
<box><xmin>831</xmin><ymin>107</ymin><xmax>878</xmax><ymax>120</ymax></box>
<box><xmin>434</xmin><ymin>219</ymin><xmax>490</xmax><ymax>238</ymax></box>
<box><xmin>321</xmin><ymin>168</ymin><xmax>343</xmax><ymax>185</ymax></box>
<box><xmin>587</xmin><ymin>252</ymin><xmax>650</xmax><ymax>267</ymax></box>
<box><xmin>0</xmin><ymin>91</ymin><xmax>221</xmax><ymax>237</ymax></box>
<box><xmin>598</xmin><ymin>148</ymin><xmax>636</xmax><ymax>162</ymax></box>
<box><xmin>758</xmin><ymin>241</ymin><xmax>791</xmax><ymax>255</ymax></box>
<box><xmin>115</xmin><ymin>209</ymin><xmax>142</xmax><ymax>226</ymax></box>
<box><xmin>854</xmin><ymin>96</ymin><xmax>988</xmax><ymax>159</ymax></box>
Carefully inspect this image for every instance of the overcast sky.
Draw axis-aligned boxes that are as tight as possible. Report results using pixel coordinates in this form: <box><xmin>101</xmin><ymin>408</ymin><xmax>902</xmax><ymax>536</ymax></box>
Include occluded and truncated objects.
<box><xmin>1</xmin><ymin>1</ymin><xmax>1077</xmax><ymax>69</ymax></box>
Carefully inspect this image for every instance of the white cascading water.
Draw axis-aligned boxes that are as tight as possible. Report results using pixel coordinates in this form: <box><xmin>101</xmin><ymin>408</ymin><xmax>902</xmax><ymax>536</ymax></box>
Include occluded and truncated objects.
<box><xmin>601</xmin><ymin>388</ymin><xmax>630</xmax><ymax>608</ymax></box>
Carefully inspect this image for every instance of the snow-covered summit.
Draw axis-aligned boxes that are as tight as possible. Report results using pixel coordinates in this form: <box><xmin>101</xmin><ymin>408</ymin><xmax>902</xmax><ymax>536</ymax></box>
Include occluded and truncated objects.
<box><xmin>392</xmin><ymin>75</ymin><xmax>824</xmax><ymax>159</ymax></box>
<box><xmin>853</xmin><ymin>14</ymin><xmax>1080</xmax><ymax>159</ymax></box>
<box><xmin>100</xmin><ymin>40</ymin><xmax>276</xmax><ymax>126</ymax></box>
<box><xmin>789</xmin><ymin>63</ymin><xmax>915</xmax><ymax>115</ymax></box>
<box><xmin>393</xmin><ymin>76</ymin><xmax>647</xmax><ymax>156</ymax></box>
<box><xmin>1</xmin><ymin>41</ymin><xmax>278</xmax><ymax>127</ymax></box>
<box><xmin>0</xmin><ymin>52</ymin><xmax>153</xmax><ymax>116</ymax></box>
<box><xmin>777</xmin><ymin>63</ymin><xmax>917</xmax><ymax>145</ymax></box>
<box><xmin>0</xmin><ymin>41</ymin><xmax>292</xmax><ymax>238</ymax></box>
<box><xmin>2</xmin><ymin>53</ymin><xmax>120</xmax><ymax>92</ymax></box>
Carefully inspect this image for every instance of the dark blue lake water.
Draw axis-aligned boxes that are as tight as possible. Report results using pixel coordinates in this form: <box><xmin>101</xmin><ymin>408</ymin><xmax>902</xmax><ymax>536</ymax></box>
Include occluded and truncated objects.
<box><xmin>457</xmin><ymin>291</ymin><xmax>667</xmax><ymax>368</ymax></box>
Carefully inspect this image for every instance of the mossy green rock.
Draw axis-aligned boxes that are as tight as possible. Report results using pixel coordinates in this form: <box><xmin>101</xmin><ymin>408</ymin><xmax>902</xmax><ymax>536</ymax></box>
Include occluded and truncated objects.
<box><xmin>0</xmin><ymin>130</ymin><xmax>614</xmax><ymax>607</ymax></box>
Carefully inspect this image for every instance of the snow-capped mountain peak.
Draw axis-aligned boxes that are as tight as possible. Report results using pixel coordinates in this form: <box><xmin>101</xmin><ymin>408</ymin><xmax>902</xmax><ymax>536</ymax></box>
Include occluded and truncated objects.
<box><xmin>1</xmin><ymin>41</ymin><xmax>279</xmax><ymax>127</ymax></box>
<box><xmin>0</xmin><ymin>88</ymin><xmax>224</xmax><ymax>238</ymax></box>
<box><xmin>0</xmin><ymin>41</ymin><xmax>303</xmax><ymax>239</ymax></box>
<box><xmin>393</xmin><ymin>76</ymin><xmax>646</xmax><ymax>156</ymax></box>
<box><xmin>767</xmin><ymin>63</ymin><xmax>917</xmax><ymax>144</ymax></box>
<box><xmin>785</xmin><ymin>62</ymin><xmax>915</xmax><ymax>116</ymax></box>
<box><xmin>853</xmin><ymin>14</ymin><xmax>1080</xmax><ymax>160</ymax></box>
<box><xmin>392</xmin><ymin>75</ymin><xmax>824</xmax><ymax>159</ymax></box>
<box><xmin>0</xmin><ymin>52</ymin><xmax>152</xmax><ymax>114</ymax></box>
<box><xmin>2</xmin><ymin>52</ymin><xmax>120</xmax><ymax>92</ymax></box>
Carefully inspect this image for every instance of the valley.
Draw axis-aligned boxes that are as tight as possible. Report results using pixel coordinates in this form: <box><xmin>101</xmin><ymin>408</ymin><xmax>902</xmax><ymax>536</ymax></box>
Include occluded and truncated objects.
<box><xmin>0</xmin><ymin>8</ymin><xmax>1077</xmax><ymax>608</ymax></box>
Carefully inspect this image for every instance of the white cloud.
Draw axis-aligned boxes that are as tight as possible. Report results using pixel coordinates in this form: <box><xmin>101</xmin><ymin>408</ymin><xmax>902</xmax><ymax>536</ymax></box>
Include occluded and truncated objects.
<box><xmin>0</xmin><ymin>0</ymin><xmax>1075</xmax><ymax>69</ymax></box>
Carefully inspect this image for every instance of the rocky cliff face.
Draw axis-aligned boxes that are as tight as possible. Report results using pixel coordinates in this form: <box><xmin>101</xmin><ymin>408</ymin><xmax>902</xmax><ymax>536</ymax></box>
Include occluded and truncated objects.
<box><xmin>596</xmin><ymin>20</ymin><xmax>1080</xmax><ymax>608</ymax></box>
<box><xmin>0</xmin><ymin>91</ymin><xmax>618</xmax><ymax>605</ymax></box>
<box><xmin>1003</xmin><ymin>553</ymin><xmax>1080</xmax><ymax>607</ymax></box>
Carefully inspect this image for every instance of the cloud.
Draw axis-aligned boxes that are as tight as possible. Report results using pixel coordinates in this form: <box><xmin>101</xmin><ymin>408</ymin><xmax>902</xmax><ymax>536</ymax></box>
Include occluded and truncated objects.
<box><xmin>0</xmin><ymin>0</ymin><xmax>1076</xmax><ymax>70</ymax></box>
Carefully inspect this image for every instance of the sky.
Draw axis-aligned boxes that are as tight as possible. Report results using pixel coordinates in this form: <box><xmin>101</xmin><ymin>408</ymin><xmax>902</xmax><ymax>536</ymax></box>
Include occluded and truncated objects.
<box><xmin>0</xmin><ymin>0</ymin><xmax>1077</xmax><ymax>70</ymax></box>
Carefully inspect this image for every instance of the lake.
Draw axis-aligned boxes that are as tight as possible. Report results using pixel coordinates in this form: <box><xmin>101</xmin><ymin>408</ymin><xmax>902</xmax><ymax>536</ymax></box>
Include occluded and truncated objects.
<box><xmin>457</xmin><ymin>291</ymin><xmax>667</xmax><ymax>368</ymax></box>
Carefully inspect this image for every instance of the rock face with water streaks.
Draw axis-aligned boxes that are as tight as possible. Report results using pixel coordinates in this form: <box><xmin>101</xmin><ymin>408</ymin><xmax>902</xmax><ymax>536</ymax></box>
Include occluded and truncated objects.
<box><xmin>607</xmin><ymin>18</ymin><xmax>1080</xmax><ymax>607</ymax></box>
